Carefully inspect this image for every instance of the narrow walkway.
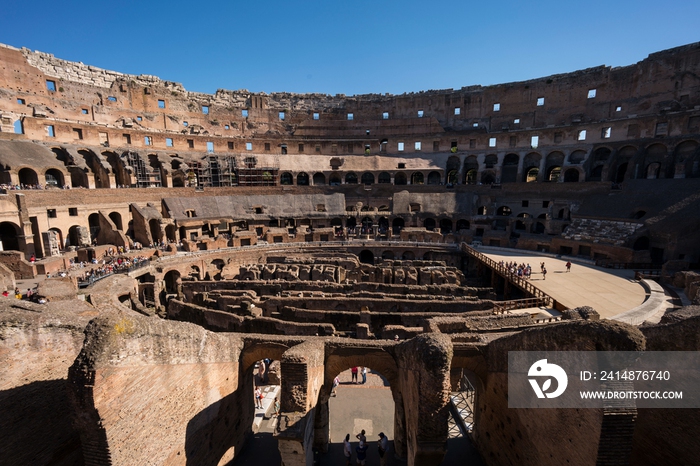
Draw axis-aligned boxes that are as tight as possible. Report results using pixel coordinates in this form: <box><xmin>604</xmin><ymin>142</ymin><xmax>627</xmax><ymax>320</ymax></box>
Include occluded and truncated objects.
<box><xmin>480</xmin><ymin>249</ymin><xmax>647</xmax><ymax>319</ymax></box>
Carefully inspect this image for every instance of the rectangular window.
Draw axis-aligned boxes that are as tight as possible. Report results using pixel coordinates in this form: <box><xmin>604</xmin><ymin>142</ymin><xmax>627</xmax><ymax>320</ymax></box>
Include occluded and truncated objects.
<box><xmin>398</xmin><ymin>142</ymin><xmax>404</xmax><ymax>151</ymax></box>
<box><xmin>202</xmin><ymin>105</ymin><xmax>209</xmax><ymax>114</ymax></box>
<box><xmin>123</xmin><ymin>134</ymin><xmax>131</xmax><ymax>145</ymax></box>
<box><xmin>627</xmin><ymin>124</ymin><xmax>640</xmax><ymax>138</ymax></box>
<box><xmin>615</xmin><ymin>106</ymin><xmax>622</xmax><ymax>112</ymax></box>
<box><xmin>108</xmin><ymin>96</ymin><xmax>117</xmax><ymax>102</ymax></box>
<box><xmin>537</xmin><ymin>97</ymin><xmax>544</xmax><ymax>106</ymax></box>
<box><xmin>242</xmin><ymin>109</ymin><xmax>249</xmax><ymax>117</ymax></box>
<box><xmin>46</xmin><ymin>80</ymin><xmax>56</xmax><ymax>92</ymax></box>
<box><xmin>144</xmin><ymin>136</ymin><xmax>152</xmax><ymax>146</ymax></box>
<box><xmin>279</xmin><ymin>111</ymin><xmax>285</xmax><ymax>120</ymax></box>
<box><xmin>281</xmin><ymin>144</ymin><xmax>288</xmax><ymax>155</ymax></box>
<box><xmin>531</xmin><ymin>135</ymin><xmax>539</xmax><ymax>148</ymax></box>
<box><xmin>489</xmin><ymin>137</ymin><xmax>497</xmax><ymax>147</ymax></box>
<box><xmin>382</xmin><ymin>112</ymin><xmax>389</xmax><ymax>119</ymax></box>
<box><xmin>224</xmin><ymin>125</ymin><xmax>230</xmax><ymax>130</ymax></box>
<box><xmin>183</xmin><ymin>121</ymin><xmax>188</xmax><ymax>127</ymax></box>
<box><xmin>493</xmin><ymin>103</ymin><xmax>500</xmax><ymax>111</ymax></box>
<box><xmin>601</xmin><ymin>127</ymin><xmax>611</xmax><ymax>139</ymax></box>
<box><xmin>264</xmin><ymin>143</ymin><xmax>271</xmax><ymax>151</ymax></box>
<box><xmin>158</xmin><ymin>99</ymin><xmax>165</xmax><ymax>108</ymax></box>
<box><xmin>522</xmin><ymin>200</ymin><xmax>529</xmax><ymax>207</ymax></box>
<box><xmin>227</xmin><ymin>141</ymin><xmax>234</xmax><ymax>150</ymax></box>
<box><xmin>542</xmin><ymin>201</ymin><xmax>550</xmax><ymax>208</ymax></box>
<box><xmin>246</xmin><ymin>142</ymin><xmax>253</xmax><ymax>151</ymax></box>
<box><xmin>187</xmin><ymin>139</ymin><xmax>194</xmax><ymax>148</ymax></box>
<box><xmin>137</xmin><ymin>116</ymin><xmax>143</xmax><ymax>122</ymax></box>
<box><xmin>469</xmin><ymin>139</ymin><xmax>476</xmax><ymax>149</ymax></box>
<box><xmin>577</xmin><ymin>130</ymin><xmax>587</xmax><ymax>140</ymax></box>
<box><xmin>99</xmin><ymin>132</ymin><xmax>109</xmax><ymax>145</ymax></box>
<box><xmin>46</xmin><ymin>125</ymin><xmax>55</xmax><ymax>137</ymax></box>
<box><xmin>514</xmin><ymin>118</ymin><xmax>520</xmax><ymax>124</ymax></box>
<box><xmin>347</xmin><ymin>113</ymin><xmax>354</xmax><ymax>120</ymax></box>
<box><xmin>472</xmin><ymin>122</ymin><xmax>479</xmax><ymax>127</ymax></box>
<box><xmin>73</xmin><ymin>128</ymin><xmax>83</xmax><ymax>140</ymax></box>
<box><xmin>454</xmin><ymin>107</ymin><xmax>461</xmax><ymax>115</ymax></box>
<box><xmin>166</xmin><ymin>138</ymin><xmax>174</xmax><ymax>147</ymax></box>
<box><xmin>315</xmin><ymin>144</ymin><xmax>321</xmax><ymax>152</ymax></box>
<box><xmin>313</xmin><ymin>112</ymin><xmax>319</xmax><ymax>120</ymax></box>
<box><xmin>588</xmin><ymin>89</ymin><xmax>597</xmax><ymax>99</ymax></box>
<box><xmin>69</xmin><ymin>208</ymin><xmax>78</xmax><ymax>216</ymax></box>
<box><xmin>206</xmin><ymin>141</ymin><xmax>214</xmax><ymax>153</ymax></box>
<box><xmin>398</xmin><ymin>163</ymin><xmax>406</xmax><ymax>169</ymax></box>
<box><xmin>655</xmin><ymin>122</ymin><xmax>668</xmax><ymax>137</ymax></box>
<box><xmin>451</xmin><ymin>141</ymin><xmax>458</xmax><ymax>149</ymax></box>
<box><xmin>415</xmin><ymin>141</ymin><xmax>422</xmax><ymax>151</ymax></box>
<box><xmin>417</xmin><ymin>110</ymin><xmax>424</xmax><ymax>118</ymax></box>
<box><xmin>17</xmin><ymin>98</ymin><xmax>25</xmax><ymax>104</ymax></box>
<box><xmin>81</xmin><ymin>108</ymin><xmax>89</xmax><ymax>115</ymax></box>
<box><xmin>298</xmin><ymin>143</ymin><xmax>304</xmax><ymax>152</ymax></box>
<box><xmin>47</xmin><ymin>209</ymin><xmax>57</xmax><ymax>218</ymax></box>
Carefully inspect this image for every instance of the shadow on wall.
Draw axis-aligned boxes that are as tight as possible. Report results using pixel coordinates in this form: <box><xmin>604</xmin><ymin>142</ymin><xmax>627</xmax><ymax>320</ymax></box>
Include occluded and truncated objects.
<box><xmin>185</xmin><ymin>376</ymin><xmax>252</xmax><ymax>466</ymax></box>
<box><xmin>0</xmin><ymin>379</ymin><xmax>84</xmax><ymax>465</ymax></box>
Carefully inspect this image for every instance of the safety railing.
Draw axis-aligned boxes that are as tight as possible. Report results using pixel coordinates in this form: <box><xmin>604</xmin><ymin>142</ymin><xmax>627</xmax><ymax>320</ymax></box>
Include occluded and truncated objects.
<box><xmin>493</xmin><ymin>297</ymin><xmax>550</xmax><ymax>314</ymax></box>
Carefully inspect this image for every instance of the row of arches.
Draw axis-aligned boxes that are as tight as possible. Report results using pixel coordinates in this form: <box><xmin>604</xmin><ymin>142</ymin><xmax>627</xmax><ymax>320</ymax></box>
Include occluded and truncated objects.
<box><xmin>279</xmin><ymin>171</ymin><xmax>444</xmax><ymax>186</ymax></box>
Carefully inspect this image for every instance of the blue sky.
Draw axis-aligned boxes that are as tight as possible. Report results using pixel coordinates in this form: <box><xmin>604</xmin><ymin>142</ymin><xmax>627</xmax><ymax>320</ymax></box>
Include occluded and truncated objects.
<box><xmin>1</xmin><ymin>0</ymin><xmax>698</xmax><ymax>96</ymax></box>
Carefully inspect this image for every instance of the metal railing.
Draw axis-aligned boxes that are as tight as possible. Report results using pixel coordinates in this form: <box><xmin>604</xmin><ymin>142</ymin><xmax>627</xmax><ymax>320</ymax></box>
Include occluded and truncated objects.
<box><xmin>77</xmin><ymin>260</ymin><xmax>151</xmax><ymax>288</ymax></box>
<box><xmin>493</xmin><ymin>297</ymin><xmax>551</xmax><ymax>314</ymax></box>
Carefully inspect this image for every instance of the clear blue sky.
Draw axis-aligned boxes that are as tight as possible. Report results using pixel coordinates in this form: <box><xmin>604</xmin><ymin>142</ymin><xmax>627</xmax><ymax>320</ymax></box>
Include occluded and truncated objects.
<box><xmin>1</xmin><ymin>0</ymin><xmax>698</xmax><ymax>96</ymax></box>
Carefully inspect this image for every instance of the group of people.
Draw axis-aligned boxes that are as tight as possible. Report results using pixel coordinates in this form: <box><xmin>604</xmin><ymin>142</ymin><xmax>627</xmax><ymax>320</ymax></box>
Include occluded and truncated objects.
<box><xmin>344</xmin><ymin>430</ymin><xmax>389</xmax><ymax>465</ymax></box>
<box><xmin>77</xmin><ymin>255</ymin><xmax>150</xmax><ymax>284</ymax></box>
<box><xmin>498</xmin><ymin>260</ymin><xmax>534</xmax><ymax>279</ymax></box>
<box><xmin>0</xmin><ymin>183</ymin><xmax>46</xmax><ymax>191</ymax></box>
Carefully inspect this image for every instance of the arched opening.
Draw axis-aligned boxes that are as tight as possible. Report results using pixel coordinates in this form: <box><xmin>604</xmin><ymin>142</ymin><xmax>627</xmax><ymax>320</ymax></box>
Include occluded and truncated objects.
<box><xmin>392</xmin><ymin>218</ymin><xmax>404</xmax><ymax>235</ymax></box>
<box><xmin>210</xmin><ymin>259</ymin><xmax>226</xmax><ymax>280</ymax></box>
<box><xmin>547</xmin><ymin>166</ymin><xmax>561</xmax><ymax>182</ymax></box>
<box><xmin>109</xmin><ymin>212</ymin><xmax>123</xmax><ymax>230</ymax></box>
<box><xmin>361</xmin><ymin>217</ymin><xmax>373</xmax><ymax>234</ymax></box>
<box><xmin>496</xmin><ymin>206</ymin><xmax>512</xmax><ymax>216</ymax></box>
<box><xmin>330</xmin><ymin>174</ymin><xmax>342</xmax><ymax>186</ymax></box>
<box><xmin>456</xmin><ymin>219</ymin><xmax>470</xmax><ymax>232</ymax></box>
<box><xmin>427</xmin><ymin>171</ymin><xmax>441</xmax><ymax>185</ymax></box>
<box><xmin>313</xmin><ymin>172</ymin><xmax>326</xmax><ymax>185</ymax></box>
<box><xmin>646</xmin><ymin>163</ymin><xmax>660</xmax><ymax>179</ymax></box>
<box><xmin>297</xmin><ymin>172</ymin><xmax>309</xmax><ymax>186</ymax></box>
<box><xmin>88</xmin><ymin>213</ymin><xmax>100</xmax><ymax>242</ymax></box>
<box><xmin>411</xmin><ymin>172</ymin><xmax>424</xmax><ymax>185</ymax></box>
<box><xmin>463</xmin><ymin>156</ymin><xmax>479</xmax><ymax>184</ymax></box>
<box><xmin>378</xmin><ymin>217</ymin><xmax>389</xmax><ymax>234</ymax></box>
<box><xmin>532</xmin><ymin>222</ymin><xmax>545</xmax><ymax>234</ymax></box>
<box><xmin>149</xmin><ymin>219</ymin><xmax>162</xmax><ymax>244</ymax></box>
<box><xmin>464</xmin><ymin>169</ymin><xmax>477</xmax><ymax>184</ymax></box>
<box><xmin>381</xmin><ymin>250</ymin><xmax>395</xmax><ymax>260</ymax></box>
<box><xmin>346</xmin><ymin>217</ymin><xmax>357</xmax><ymax>229</ymax></box>
<box><xmin>78</xmin><ymin>149</ymin><xmax>110</xmax><ymax>188</ymax></box>
<box><xmin>446</xmin><ymin>155</ymin><xmax>461</xmax><ymax>179</ymax></box>
<box><xmin>67</xmin><ymin>225</ymin><xmax>84</xmax><ymax>248</ymax></box>
<box><xmin>633</xmin><ymin>236</ymin><xmax>650</xmax><ymax>250</ymax></box>
<box><xmin>515</xmin><ymin>220</ymin><xmax>526</xmax><ymax>230</ymax></box>
<box><xmin>501</xmin><ymin>153</ymin><xmax>519</xmax><ymax>183</ymax></box>
<box><xmin>402</xmin><ymin>251</ymin><xmax>415</xmax><ymax>260</ymax></box>
<box><xmin>569</xmin><ymin>150</ymin><xmax>587</xmax><ymax>164</ymax></box>
<box><xmin>525</xmin><ymin>167</ymin><xmax>539</xmax><ymax>182</ymax></box>
<box><xmin>188</xmin><ymin>265</ymin><xmax>201</xmax><ymax>280</ymax></box>
<box><xmin>481</xmin><ymin>172</ymin><xmax>495</xmax><ymax>185</ymax></box>
<box><xmin>564</xmin><ymin>168</ymin><xmax>580</xmax><ymax>182</ymax></box>
<box><xmin>44</xmin><ymin>169</ymin><xmax>64</xmax><ymax>188</ymax></box>
<box><xmin>361</xmin><ymin>172</ymin><xmax>375</xmax><ymax>185</ymax></box>
<box><xmin>359</xmin><ymin>250</ymin><xmax>375</xmax><ymax>264</ymax></box>
<box><xmin>424</xmin><ymin>218</ymin><xmax>436</xmax><ymax>231</ymax></box>
<box><xmin>615</xmin><ymin>163</ymin><xmax>629</xmax><ymax>183</ymax></box>
<box><xmin>378</xmin><ymin>172</ymin><xmax>391</xmax><ymax>184</ymax></box>
<box><xmin>477</xmin><ymin>206</ymin><xmax>487</xmax><ymax>215</ymax></box>
<box><xmin>280</xmin><ymin>172</ymin><xmax>293</xmax><ymax>185</ymax></box>
<box><xmin>545</xmin><ymin>151</ymin><xmax>564</xmax><ymax>181</ymax></box>
<box><xmin>632</xmin><ymin>210</ymin><xmax>647</xmax><ymax>220</ymax></box>
<box><xmin>0</xmin><ymin>222</ymin><xmax>21</xmax><ymax>251</ymax></box>
<box><xmin>439</xmin><ymin>219</ymin><xmax>453</xmax><ymax>234</ymax></box>
<box><xmin>164</xmin><ymin>270</ymin><xmax>181</xmax><ymax>294</ymax></box>
<box><xmin>446</xmin><ymin>170</ymin><xmax>458</xmax><ymax>185</ymax></box>
<box><xmin>18</xmin><ymin>168</ymin><xmax>39</xmax><ymax>186</ymax></box>
<box><xmin>394</xmin><ymin>172</ymin><xmax>407</xmax><ymax>185</ymax></box>
<box><xmin>165</xmin><ymin>224</ymin><xmax>177</xmax><ymax>242</ymax></box>
<box><xmin>589</xmin><ymin>165</ymin><xmax>603</xmax><ymax>181</ymax></box>
<box><xmin>345</xmin><ymin>172</ymin><xmax>358</xmax><ymax>184</ymax></box>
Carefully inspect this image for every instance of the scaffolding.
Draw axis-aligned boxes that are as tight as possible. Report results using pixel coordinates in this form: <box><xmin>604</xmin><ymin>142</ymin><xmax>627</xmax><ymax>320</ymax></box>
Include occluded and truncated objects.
<box><xmin>190</xmin><ymin>155</ymin><xmax>238</xmax><ymax>188</ymax></box>
<box><xmin>124</xmin><ymin>151</ymin><xmax>161</xmax><ymax>188</ymax></box>
<box><xmin>237</xmin><ymin>155</ymin><xmax>279</xmax><ymax>186</ymax></box>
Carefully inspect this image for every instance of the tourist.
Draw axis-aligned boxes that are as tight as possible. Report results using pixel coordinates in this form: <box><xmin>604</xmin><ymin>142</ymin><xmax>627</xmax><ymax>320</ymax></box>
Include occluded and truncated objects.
<box><xmin>355</xmin><ymin>441</ymin><xmax>368</xmax><ymax>465</ymax></box>
<box><xmin>273</xmin><ymin>397</ymin><xmax>280</xmax><ymax>417</ymax></box>
<box><xmin>566</xmin><ymin>261</ymin><xmax>572</xmax><ymax>272</ymax></box>
<box><xmin>257</xmin><ymin>360</ymin><xmax>266</xmax><ymax>384</ymax></box>
<box><xmin>361</xmin><ymin>367</ymin><xmax>367</xmax><ymax>384</ymax></box>
<box><xmin>378</xmin><ymin>432</ymin><xmax>389</xmax><ymax>466</ymax></box>
<box><xmin>343</xmin><ymin>434</ymin><xmax>352</xmax><ymax>465</ymax></box>
<box><xmin>2</xmin><ymin>290</ymin><xmax>8</xmax><ymax>297</ymax></box>
<box><xmin>254</xmin><ymin>386</ymin><xmax>263</xmax><ymax>409</ymax></box>
<box><xmin>542</xmin><ymin>267</ymin><xmax>547</xmax><ymax>280</ymax></box>
<box><xmin>331</xmin><ymin>375</ymin><xmax>340</xmax><ymax>397</ymax></box>
<box><xmin>540</xmin><ymin>262</ymin><xmax>545</xmax><ymax>273</ymax></box>
<box><xmin>356</xmin><ymin>429</ymin><xmax>366</xmax><ymax>444</ymax></box>
<box><xmin>351</xmin><ymin>366</ymin><xmax>358</xmax><ymax>383</ymax></box>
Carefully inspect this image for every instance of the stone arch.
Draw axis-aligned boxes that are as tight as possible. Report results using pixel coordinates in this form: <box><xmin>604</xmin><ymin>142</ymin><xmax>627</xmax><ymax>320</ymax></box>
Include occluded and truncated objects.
<box><xmin>378</xmin><ymin>172</ymin><xmax>391</xmax><ymax>184</ymax></box>
<box><xmin>464</xmin><ymin>169</ymin><xmax>478</xmax><ymax>184</ymax></box>
<box><xmin>67</xmin><ymin>225</ymin><xmax>84</xmax><ymax>248</ymax></box>
<box><xmin>18</xmin><ymin>167</ymin><xmax>39</xmax><ymax>186</ymax></box>
<box><xmin>645</xmin><ymin>162</ymin><xmax>661</xmax><ymax>179</ymax></box>
<box><xmin>78</xmin><ymin>148</ymin><xmax>110</xmax><ymax>188</ymax></box>
<box><xmin>501</xmin><ymin>153</ymin><xmax>519</xmax><ymax>183</ymax></box>
<box><xmin>0</xmin><ymin>221</ymin><xmax>21</xmax><ymax>251</ymax></box>
<box><xmin>44</xmin><ymin>168</ymin><xmax>65</xmax><ymax>188</ymax></box>
<box><xmin>297</xmin><ymin>172</ymin><xmax>309</xmax><ymax>186</ymax></box>
<box><xmin>361</xmin><ymin>172</ymin><xmax>375</xmax><ymax>185</ymax></box>
<box><xmin>564</xmin><ymin>168</ymin><xmax>580</xmax><ymax>182</ymax></box>
<box><xmin>49</xmin><ymin>227</ymin><xmax>64</xmax><ymax>249</ymax></box>
<box><xmin>280</xmin><ymin>172</ymin><xmax>293</xmax><ymax>185</ymax></box>
<box><xmin>109</xmin><ymin>212</ymin><xmax>123</xmax><ymax>231</ymax></box>
<box><xmin>525</xmin><ymin>167</ymin><xmax>539</xmax><ymax>182</ymax></box>
<box><xmin>532</xmin><ymin>222</ymin><xmax>545</xmax><ymax>234</ymax></box>
<box><xmin>463</xmin><ymin>156</ymin><xmax>479</xmax><ymax>184</ymax></box>
<box><xmin>240</xmin><ymin>341</ymin><xmax>292</xmax><ymax>380</ymax></box>
<box><xmin>609</xmin><ymin>146</ymin><xmax>637</xmax><ymax>182</ymax></box>
<box><xmin>210</xmin><ymin>259</ymin><xmax>226</xmax><ymax>280</ymax></box>
<box><xmin>427</xmin><ymin>171</ymin><xmax>441</xmax><ymax>185</ymax></box>
<box><xmin>439</xmin><ymin>218</ymin><xmax>453</xmax><ymax>234</ymax></box>
<box><xmin>545</xmin><ymin>151</ymin><xmax>564</xmax><ymax>181</ymax></box>
<box><xmin>402</xmin><ymin>251</ymin><xmax>415</xmax><ymax>260</ymax></box>
<box><xmin>88</xmin><ymin>213</ymin><xmax>100</xmax><ymax>241</ymax></box>
<box><xmin>423</xmin><ymin>218</ymin><xmax>436</xmax><ymax>231</ymax></box>
<box><xmin>345</xmin><ymin>172</ymin><xmax>358</xmax><ymax>184</ymax></box>
<box><xmin>546</xmin><ymin>166</ymin><xmax>561</xmax><ymax>182</ymax></box>
<box><xmin>313</xmin><ymin>172</ymin><xmax>326</xmax><ymax>185</ymax></box>
<box><xmin>641</xmin><ymin>143</ymin><xmax>668</xmax><ymax>179</ymax></box>
<box><xmin>165</xmin><ymin>224</ymin><xmax>177</xmax><ymax>242</ymax></box>
<box><xmin>456</xmin><ymin>219</ymin><xmax>470</xmax><ymax>232</ymax></box>
<box><xmin>149</xmin><ymin>219</ymin><xmax>162</xmax><ymax>243</ymax></box>
<box><xmin>568</xmin><ymin>150</ymin><xmax>587</xmax><ymax>164</ymax></box>
<box><xmin>394</xmin><ymin>172</ymin><xmax>407</xmax><ymax>185</ymax></box>
<box><xmin>411</xmin><ymin>172</ymin><xmax>424</xmax><ymax>185</ymax></box>
<box><xmin>329</xmin><ymin>174</ymin><xmax>341</xmax><ymax>186</ymax></box>
<box><xmin>523</xmin><ymin>152</ymin><xmax>541</xmax><ymax>182</ymax></box>
<box><xmin>589</xmin><ymin>147</ymin><xmax>611</xmax><ymax>181</ymax></box>
<box><xmin>164</xmin><ymin>269</ymin><xmax>181</xmax><ymax>294</ymax></box>
<box><xmin>497</xmin><ymin>206</ymin><xmax>512</xmax><ymax>216</ymax></box>
<box><xmin>392</xmin><ymin>218</ymin><xmax>405</xmax><ymax>235</ymax></box>
<box><xmin>672</xmin><ymin>140</ymin><xmax>699</xmax><ymax>178</ymax></box>
<box><xmin>382</xmin><ymin>250</ymin><xmax>395</xmax><ymax>260</ymax></box>
<box><xmin>480</xmin><ymin>171</ymin><xmax>496</xmax><ymax>185</ymax></box>
<box><xmin>359</xmin><ymin>249</ymin><xmax>374</xmax><ymax>264</ymax></box>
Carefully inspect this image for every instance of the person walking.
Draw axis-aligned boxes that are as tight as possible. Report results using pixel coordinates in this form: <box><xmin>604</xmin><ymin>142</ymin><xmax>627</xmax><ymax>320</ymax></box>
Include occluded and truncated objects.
<box><xmin>273</xmin><ymin>397</ymin><xmax>280</xmax><ymax>417</ymax></box>
<box><xmin>566</xmin><ymin>261</ymin><xmax>572</xmax><ymax>272</ymax></box>
<box><xmin>355</xmin><ymin>441</ymin><xmax>368</xmax><ymax>465</ymax></box>
<box><xmin>254</xmin><ymin>386</ymin><xmax>263</xmax><ymax>409</ymax></box>
<box><xmin>331</xmin><ymin>376</ymin><xmax>340</xmax><ymax>397</ymax></box>
<box><xmin>343</xmin><ymin>434</ymin><xmax>352</xmax><ymax>465</ymax></box>
<box><xmin>378</xmin><ymin>432</ymin><xmax>389</xmax><ymax>466</ymax></box>
<box><xmin>361</xmin><ymin>367</ymin><xmax>367</xmax><ymax>384</ymax></box>
<box><xmin>542</xmin><ymin>267</ymin><xmax>547</xmax><ymax>280</ymax></box>
<box><xmin>351</xmin><ymin>366</ymin><xmax>358</xmax><ymax>384</ymax></box>
<box><xmin>356</xmin><ymin>429</ymin><xmax>366</xmax><ymax>444</ymax></box>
